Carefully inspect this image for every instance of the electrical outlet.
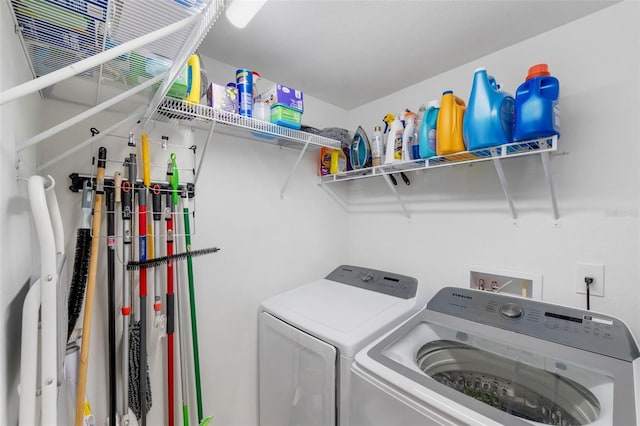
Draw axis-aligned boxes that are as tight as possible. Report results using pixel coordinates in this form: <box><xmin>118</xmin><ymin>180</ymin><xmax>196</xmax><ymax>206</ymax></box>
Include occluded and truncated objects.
<box><xmin>575</xmin><ymin>263</ymin><xmax>604</xmax><ymax>297</ymax></box>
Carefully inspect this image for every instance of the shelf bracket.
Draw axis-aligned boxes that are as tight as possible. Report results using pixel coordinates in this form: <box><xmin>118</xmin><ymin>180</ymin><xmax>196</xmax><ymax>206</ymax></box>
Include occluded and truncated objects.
<box><xmin>382</xmin><ymin>174</ymin><xmax>411</xmax><ymax>220</ymax></box>
<box><xmin>319</xmin><ymin>184</ymin><xmax>350</xmax><ymax>213</ymax></box>
<box><xmin>36</xmin><ymin>107</ymin><xmax>145</xmax><ymax>172</ymax></box>
<box><xmin>280</xmin><ymin>140</ymin><xmax>311</xmax><ymax>199</ymax></box>
<box><xmin>17</xmin><ymin>74</ymin><xmax>164</xmax><ymax>153</ymax></box>
<box><xmin>540</xmin><ymin>151</ymin><xmax>560</xmax><ymax>224</ymax></box>
<box><xmin>492</xmin><ymin>158</ymin><xmax>517</xmax><ymax>221</ymax></box>
<box><xmin>194</xmin><ymin>123</ymin><xmax>216</xmax><ymax>186</ymax></box>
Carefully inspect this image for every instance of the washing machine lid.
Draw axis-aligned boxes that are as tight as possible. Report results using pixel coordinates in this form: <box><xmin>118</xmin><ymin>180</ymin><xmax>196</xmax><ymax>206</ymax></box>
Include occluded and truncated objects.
<box><xmin>359</xmin><ymin>287</ymin><xmax>640</xmax><ymax>425</ymax></box>
<box><xmin>260</xmin><ymin>265</ymin><xmax>422</xmax><ymax>357</ymax></box>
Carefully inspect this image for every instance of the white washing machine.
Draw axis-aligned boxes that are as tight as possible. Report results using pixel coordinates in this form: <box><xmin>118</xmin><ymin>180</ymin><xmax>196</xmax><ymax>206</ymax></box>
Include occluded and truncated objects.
<box><xmin>351</xmin><ymin>287</ymin><xmax>640</xmax><ymax>426</ymax></box>
<box><xmin>258</xmin><ymin>265</ymin><xmax>427</xmax><ymax>426</ymax></box>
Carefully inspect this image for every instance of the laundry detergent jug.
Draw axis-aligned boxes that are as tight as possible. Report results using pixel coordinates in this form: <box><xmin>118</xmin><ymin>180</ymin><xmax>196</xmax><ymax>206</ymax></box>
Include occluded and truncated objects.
<box><xmin>419</xmin><ymin>99</ymin><xmax>439</xmax><ymax>158</ymax></box>
<box><xmin>436</xmin><ymin>91</ymin><xmax>466</xmax><ymax>156</ymax></box>
<box><xmin>463</xmin><ymin>68</ymin><xmax>514</xmax><ymax>150</ymax></box>
<box><xmin>513</xmin><ymin>64</ymin><xmax>560</xmax><ymax>141</ymax></box>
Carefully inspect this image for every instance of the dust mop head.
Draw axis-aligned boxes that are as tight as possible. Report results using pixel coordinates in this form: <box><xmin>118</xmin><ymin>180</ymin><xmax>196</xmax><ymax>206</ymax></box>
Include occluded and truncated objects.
<box><xmin>128</xmin><ymin>321</ymin><xmax>152</xmax><ymax>418</ymax></box>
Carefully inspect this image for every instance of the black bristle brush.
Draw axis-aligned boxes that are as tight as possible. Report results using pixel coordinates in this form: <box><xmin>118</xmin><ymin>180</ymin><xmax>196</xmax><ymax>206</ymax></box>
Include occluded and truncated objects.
<box><xmin>67</xmin><ymin>180</ymin><xmax>93</xmax><ymax>342</ymax></box>
<box><xmin>126</xmin><ymin>247</ymin><xmax>220</xmax><ymax>271</ymax></box>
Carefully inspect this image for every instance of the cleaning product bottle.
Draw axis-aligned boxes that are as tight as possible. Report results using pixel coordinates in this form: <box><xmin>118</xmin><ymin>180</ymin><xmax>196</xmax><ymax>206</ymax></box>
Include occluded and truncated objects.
<box><xmin>385</xmin><ymin>114</ymin><xmax>404</xmax><ymax>164</ymax></box>
<box><xmin>371</xmin><ymin>125</ymin><xmax>384</xmax><ymax>166</ymax></box>
<box><xmin>340</xmin><ymin>138</ymin><xmax>352</xmax><ymax>172</ymax></box>
<box><xmin>402</xmin><ymin>110</ymin><xmax>416</xmax><ymax>161</ymax></box>
<box><xmin>436</xmin><ymin>90</ymin><xmax>466</xmax><ymax>155</ymax></box>
<box><xmin>513</xmin><ymin>63</ymin><xmax>560</xmax><ymax>141</ymax></box>
<box><xmin>412</xmin><ymin>105</ymin><xmax>425</xmax><ymax>160</ymax></box>
<box><xmin>419</xmin><ymin>99</ymin><xmax>440</xmax><ymax>158</ymax></box>
<box><xmin>319</xmin><ymin>147</ymin><xmax>332</xmax><ymax>176</ymax></box>
<box><xmin>330</xmin><ymin>149</ymin><xmax>346</xmax><ymax>174</ymax></box>
<box><xmin>463</xmin><ymin>68</ymin><xmax>515</xmax><ymax>150</ymax></box>
<box><xmin>236</xmin><ymin>68</ymin><xmax>253</xmax><ymax>117</ymax></box>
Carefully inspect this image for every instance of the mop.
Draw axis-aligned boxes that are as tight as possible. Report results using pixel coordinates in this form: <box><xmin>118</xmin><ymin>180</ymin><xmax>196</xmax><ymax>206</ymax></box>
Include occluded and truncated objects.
<box><xmin>74</xmin><ymin>147</ymin><xmax>107</xmax><ymax>426</ymax></box>
<box><xmin>120</xmin><ymin>154</ymin><xmax>138</xmax><ymax>426</ymax></box>
<box><xmin>131</xmin><ymin>185</ymin><xmax>152</xmax><ymax>425</ymax></box>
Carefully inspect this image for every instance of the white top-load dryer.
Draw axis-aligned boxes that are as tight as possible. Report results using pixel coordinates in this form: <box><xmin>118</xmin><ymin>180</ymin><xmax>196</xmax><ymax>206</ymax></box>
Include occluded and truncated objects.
<box><xmin>351</xmin><ymin>286</ymin><xmax>640</xmax><ymax>426</ymax></box>
<box><xmin>258</xmin><ymin>264</ymin><xmax>427</xmax><ymax>426</ymax></box>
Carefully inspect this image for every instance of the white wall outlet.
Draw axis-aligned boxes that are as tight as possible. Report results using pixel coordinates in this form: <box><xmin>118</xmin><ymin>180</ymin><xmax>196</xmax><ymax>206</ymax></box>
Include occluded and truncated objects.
<box><xmin>575</xmin><ymin>263</ymin><xmax>604</xmax><ymax>297</ymax></box>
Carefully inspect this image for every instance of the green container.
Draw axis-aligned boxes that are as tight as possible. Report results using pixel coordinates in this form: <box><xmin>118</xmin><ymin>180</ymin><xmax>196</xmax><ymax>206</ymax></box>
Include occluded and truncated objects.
<box><xmin>270</xmin><ymin>105</ymin><xmax>302</xmax><ymax>129</ymax></box>
<box><xmin>166</xmin><ymin>63</ymin><xmax>189</xmax><ymax>99</ymax></box>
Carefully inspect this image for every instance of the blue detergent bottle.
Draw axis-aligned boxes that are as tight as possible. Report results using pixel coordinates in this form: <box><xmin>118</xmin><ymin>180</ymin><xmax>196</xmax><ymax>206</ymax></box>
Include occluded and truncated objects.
<box><xmin>463</xmin><ymin>68</ymin><xmax>514</xmax><ymax>150</ymax></box>
<box><xmin>513</xmin><ymin>64</ymin><xmax>560</xmax><ymax>141</ymax></box>
<box><xmin>419</xmin><ymin>99</ymin><xmax>440</xmax><ymax>158</ymax></box>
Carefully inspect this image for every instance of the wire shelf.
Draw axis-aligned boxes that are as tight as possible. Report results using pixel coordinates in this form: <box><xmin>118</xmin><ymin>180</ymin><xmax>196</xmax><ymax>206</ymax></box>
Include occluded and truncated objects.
<box><xmin>319</xmin><ymin>135</ymin><xmax>558</xmax><ymax>183</ymax></box>
<box><xmin>9</xmin><ymin>0</ymin><xmax>223</xmax><ymax>105</ymax></box>
<box><xmin>152</xmin><ymin>97</ymin><xmax>343</xmax><ymax>151</ymax></box>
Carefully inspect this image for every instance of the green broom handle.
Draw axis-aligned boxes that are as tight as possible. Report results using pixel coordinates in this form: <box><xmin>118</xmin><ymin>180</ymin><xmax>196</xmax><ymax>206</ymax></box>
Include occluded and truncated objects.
<box><xmin>182</xmin><ymin>188</ymin><xmax>204</xmax><ymax>422</ymax></box>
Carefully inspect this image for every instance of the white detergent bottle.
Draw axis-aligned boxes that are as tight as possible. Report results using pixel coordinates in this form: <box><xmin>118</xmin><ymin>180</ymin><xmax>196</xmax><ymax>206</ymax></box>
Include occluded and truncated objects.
<box><xmin>385</xmin><ymin>114</ymin><xmax>404</xmax><ymax>164</ymax></box>
<box><xmin>402</xmin><ymin>110</ymin><xmax>416</xmax><ymax>161</ymax></box>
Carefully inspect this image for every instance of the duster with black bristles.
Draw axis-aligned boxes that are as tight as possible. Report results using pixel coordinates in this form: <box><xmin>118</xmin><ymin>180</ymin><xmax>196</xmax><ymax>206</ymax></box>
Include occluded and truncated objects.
<box><xmin>67</xmin><ymin>181</ymin><xmax>93</xmax><ymax>342</ymax></box>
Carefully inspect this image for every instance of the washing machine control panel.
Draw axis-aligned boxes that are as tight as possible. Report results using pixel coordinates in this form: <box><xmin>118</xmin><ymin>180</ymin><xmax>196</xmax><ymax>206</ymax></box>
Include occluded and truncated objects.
<box><xmin>427</xmin><ymin>287</ymin><xmax>640</xmax><ymax>362</ymax></box>
<box><xmin>325</xmin><ymin>265</ymin><xmax>418</xmax><ymax>299</ymax></box>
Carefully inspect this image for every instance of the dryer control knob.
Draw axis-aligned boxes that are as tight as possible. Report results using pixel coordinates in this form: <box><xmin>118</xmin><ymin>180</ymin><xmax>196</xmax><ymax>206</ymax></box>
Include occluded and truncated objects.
<box><xmin>361</xmin><ymin>272</ymin><xmax>374</xmax><ymax>282</ymax></box>
<box><xmin>499</xmin><ymin>303</ymin><xmax>523</xmax><ymax>319</ymax></box>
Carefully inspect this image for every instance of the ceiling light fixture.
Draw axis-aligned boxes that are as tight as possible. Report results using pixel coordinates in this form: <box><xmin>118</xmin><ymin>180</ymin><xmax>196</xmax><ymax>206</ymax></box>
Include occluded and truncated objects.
<box><xmin>225</xmin><ymin>0</ymin><xmax>269</xmax><ymax>29</ymax></box>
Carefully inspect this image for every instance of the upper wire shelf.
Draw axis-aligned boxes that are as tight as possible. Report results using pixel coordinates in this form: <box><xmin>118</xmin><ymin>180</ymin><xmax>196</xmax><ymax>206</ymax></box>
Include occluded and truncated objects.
<box><xmin>152</xmin><ymin>97</ymin><xmax>343</xmax><ymax>151</ymax></box>
<box><xmin>8</xmin><ymin>0</ymin><xmax>223</xmax><ymax>108</ymax></box>
<box><xmin>319</xmin><ymin>135</ymin><xmax>558</xmax><ymax>184</ymax></box>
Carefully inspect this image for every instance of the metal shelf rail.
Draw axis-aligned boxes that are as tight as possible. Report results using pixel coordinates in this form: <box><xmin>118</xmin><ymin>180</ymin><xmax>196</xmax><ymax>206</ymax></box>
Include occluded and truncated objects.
<box><xmin>319</xmin><ymin>135</ymin><xmax>560</xmax><ymax>223</ymax></box>
<box><xmin>151</xmin><ymin>96</ymin><xmax>342</xmax><ymax>197</ymax></box>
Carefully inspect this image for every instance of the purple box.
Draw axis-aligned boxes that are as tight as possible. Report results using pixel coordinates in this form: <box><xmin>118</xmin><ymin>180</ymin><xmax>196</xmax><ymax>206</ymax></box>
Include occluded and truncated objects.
<box><xmin>261</xmin><ymin>83</ymin><xmax>304</xmax><ymax>113</ymax></box>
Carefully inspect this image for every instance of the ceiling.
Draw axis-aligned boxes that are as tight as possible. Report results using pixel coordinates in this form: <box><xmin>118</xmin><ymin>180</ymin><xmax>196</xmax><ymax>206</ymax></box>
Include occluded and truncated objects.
<box><xmin>199</xmin><ymin>1</ymin><xmax>618</xmax><ymax>110</ymax></box>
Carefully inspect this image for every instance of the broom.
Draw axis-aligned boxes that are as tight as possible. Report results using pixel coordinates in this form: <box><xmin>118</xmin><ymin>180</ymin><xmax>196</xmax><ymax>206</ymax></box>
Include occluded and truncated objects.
<box><xmin>74</xmin><ymin>147</ymin><xmax>106</xmax><ymax>426</ymax></box>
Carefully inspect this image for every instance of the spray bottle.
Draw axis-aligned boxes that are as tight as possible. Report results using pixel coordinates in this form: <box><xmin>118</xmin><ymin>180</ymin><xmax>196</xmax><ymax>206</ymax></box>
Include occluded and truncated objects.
<box><xmin>384</xmin><ymin>113</ymin><xmax>403</xmax><ymax>164</ymax></box>
<box><xmin>371</xmin><ymin>125</ymin><xmax>384</xmax><ymax>166</ymax></box>
<box><xmin>413</xmin><ymin>105</ymin><xmax>425</xmax><ymax>159</ymax></box>
<box><xmin>402</xmin><ymin>110</ymin><xmax>417</xmax><ymax>161</ymax></box>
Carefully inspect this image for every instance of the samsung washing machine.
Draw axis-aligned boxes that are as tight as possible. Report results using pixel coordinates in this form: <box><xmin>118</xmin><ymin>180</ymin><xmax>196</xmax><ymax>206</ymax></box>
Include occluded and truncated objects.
<box><xmin>258</xmin><ymin>265</ymin><xmax>427</xmax><ymax>426</ymax></box>
<box><xmin>351</xmin><ymin>287</ymin><xmax>640</xmax><ymax>426</ymax></box>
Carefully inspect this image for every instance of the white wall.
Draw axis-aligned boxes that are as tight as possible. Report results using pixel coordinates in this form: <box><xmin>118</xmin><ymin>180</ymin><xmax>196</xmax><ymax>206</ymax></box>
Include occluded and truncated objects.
<box><xmin>1</xmin><ymin>2</ymin><xmax>42</xmax><ymax>425</ymax></box>
<box><xmin>347</xmin><ymin>1</ymin><xmax>640</xmax><ymax>337</ymax></box>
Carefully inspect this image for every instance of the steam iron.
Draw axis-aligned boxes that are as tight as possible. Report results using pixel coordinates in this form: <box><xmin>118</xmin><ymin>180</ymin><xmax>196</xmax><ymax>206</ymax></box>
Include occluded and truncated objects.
<box><xmin>350</xmin><ymin>126</ymin><xmax>372</xmax><ymax>169</ymax></box>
